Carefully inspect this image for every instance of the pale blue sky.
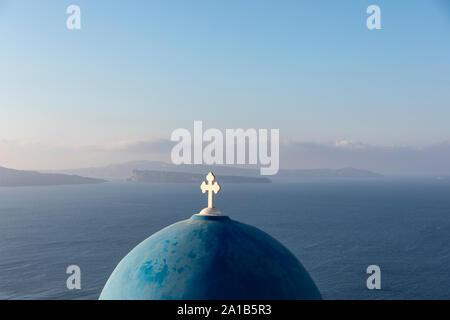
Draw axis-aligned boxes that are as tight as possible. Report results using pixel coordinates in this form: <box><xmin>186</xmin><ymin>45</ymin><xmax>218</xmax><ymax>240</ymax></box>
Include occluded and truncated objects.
<box><xmin>1</xmin><ymin>0</ymin><xmax>450</xmax><ymax>171</ymax></box>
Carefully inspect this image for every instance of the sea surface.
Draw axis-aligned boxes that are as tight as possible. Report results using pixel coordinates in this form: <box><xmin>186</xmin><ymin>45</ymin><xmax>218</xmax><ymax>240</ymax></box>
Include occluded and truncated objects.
<box><xmin>0</xmin><ymin>179</ymin><xmax>449</xmax><ymax>300</ymax></box>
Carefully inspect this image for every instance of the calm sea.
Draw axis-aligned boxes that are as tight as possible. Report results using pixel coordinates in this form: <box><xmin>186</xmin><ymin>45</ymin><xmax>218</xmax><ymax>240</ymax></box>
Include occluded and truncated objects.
<box><xmin>0</xmin><ymin>179</ymin><xmax>449</xmax><ymax>300</ymax></box>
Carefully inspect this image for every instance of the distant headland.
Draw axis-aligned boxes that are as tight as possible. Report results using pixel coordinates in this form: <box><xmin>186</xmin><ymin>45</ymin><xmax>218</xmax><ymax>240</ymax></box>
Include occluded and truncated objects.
<box><xmin>1</xmin><ymin>162</ymin><xmax>384</xmax><ymax>187</ymax></box>
<box><xmin>48</xmin><ymin>160</ymin><xmax>383</xmax><ymax>182</ymax></box>
<box><xmin>128</xmin><ymin>170</ymin><xmax>271</xmax><ymax>184</ymax></box>
<box><xmin>0</xmin><ymin>166</ymin><xmax>106</xmax><ymax>187</ymax></box>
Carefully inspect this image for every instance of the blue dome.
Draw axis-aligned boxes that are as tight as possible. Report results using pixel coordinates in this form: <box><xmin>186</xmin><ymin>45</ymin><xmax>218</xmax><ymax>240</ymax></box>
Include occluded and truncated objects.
<box><xmin>99</xmin><ymin>214</ymin><xmax>322</xmax><ymax>300</ymax></box>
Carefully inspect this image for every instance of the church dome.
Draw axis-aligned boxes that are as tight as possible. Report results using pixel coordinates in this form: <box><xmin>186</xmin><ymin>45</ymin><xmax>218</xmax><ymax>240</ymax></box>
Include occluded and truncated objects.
<box><xmin>99</xmin><ymin>172</ymin><xmax>322</xmax><ymax>300</ymax></box>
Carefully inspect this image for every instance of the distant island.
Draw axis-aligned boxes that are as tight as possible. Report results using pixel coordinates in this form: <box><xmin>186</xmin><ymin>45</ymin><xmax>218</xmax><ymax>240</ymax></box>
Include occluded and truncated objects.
<box><xmin>128</xmin><ymin>170</ymin><xmax>272</xmax><ymax>183</ymax></box>
<box><xmin>49</xmin><ymin>160</ymin><xmax>384</xmax><ymax>181</ymax></box>
<box><xmin>0</xmin><ymin>166</ymin><xmax>106</xmax><ymax>187</ymax></box>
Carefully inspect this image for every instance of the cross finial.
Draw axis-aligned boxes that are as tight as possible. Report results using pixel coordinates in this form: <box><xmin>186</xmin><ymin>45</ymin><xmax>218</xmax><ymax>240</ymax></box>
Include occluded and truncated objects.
<box><xmin>200</xmin><ymin>172</ymin><xmax>221</xmax><ymax>209</ymax></box>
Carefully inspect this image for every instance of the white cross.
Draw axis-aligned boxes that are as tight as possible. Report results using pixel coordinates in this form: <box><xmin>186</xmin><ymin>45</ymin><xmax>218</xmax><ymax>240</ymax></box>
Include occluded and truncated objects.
<box><xmin>200</xmin><ymin>172</ymin><xmax>221</xmax><ymax>208</ymax></box>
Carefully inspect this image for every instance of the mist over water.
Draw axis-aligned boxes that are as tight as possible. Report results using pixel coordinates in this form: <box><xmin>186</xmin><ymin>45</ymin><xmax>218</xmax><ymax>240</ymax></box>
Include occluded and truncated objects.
<box><xmin>0</xmin><ymin>179</ymin><xmax>449</xmax><ymax>299</ymax></box>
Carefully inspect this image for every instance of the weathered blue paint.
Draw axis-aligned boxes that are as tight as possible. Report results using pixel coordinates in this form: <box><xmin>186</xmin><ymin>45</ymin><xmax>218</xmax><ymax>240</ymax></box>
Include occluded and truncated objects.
<box><xmin>99</xmin><ymin>214</ymin><xmax>322</xmax><ymax>300</ymax></box>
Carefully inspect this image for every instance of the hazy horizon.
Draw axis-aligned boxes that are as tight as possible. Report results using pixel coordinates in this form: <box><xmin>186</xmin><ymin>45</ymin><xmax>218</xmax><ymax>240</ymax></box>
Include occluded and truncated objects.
<box><xmin>2</xmin><ymin>138</ymin><xmax>450</xmax><ymax>177</ymax></box>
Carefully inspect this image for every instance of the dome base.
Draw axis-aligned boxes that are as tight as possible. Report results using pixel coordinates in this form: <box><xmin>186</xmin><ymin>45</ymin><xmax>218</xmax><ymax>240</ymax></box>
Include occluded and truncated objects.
<box><xmin>198</xmin><ymin>207</ymin><xmax>222</xmax><ymax>216</ymax></box>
